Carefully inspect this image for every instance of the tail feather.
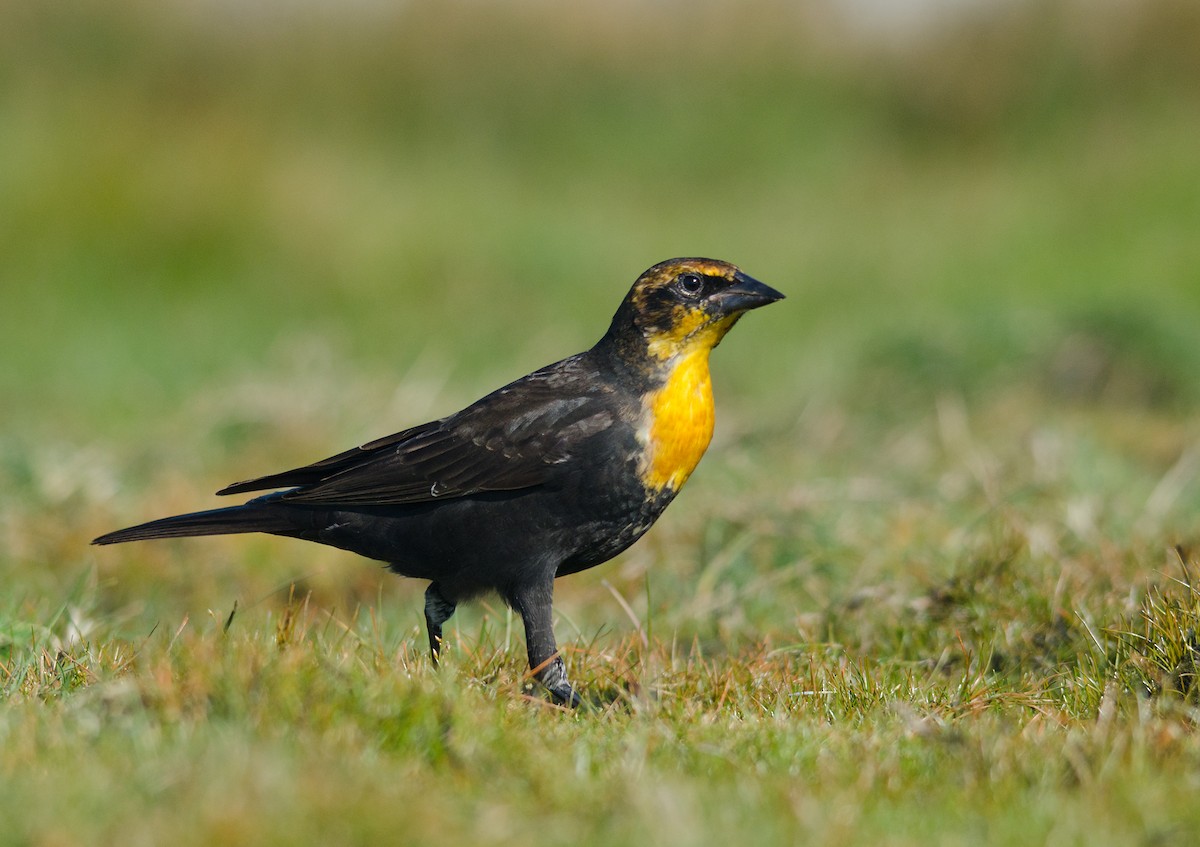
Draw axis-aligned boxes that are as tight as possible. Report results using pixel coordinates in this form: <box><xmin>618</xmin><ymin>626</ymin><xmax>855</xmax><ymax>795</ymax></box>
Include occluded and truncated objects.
<box><xmin>92</xmin><ymin>504</ymin><xmax>297</xmax><ymax>545</ymax></box>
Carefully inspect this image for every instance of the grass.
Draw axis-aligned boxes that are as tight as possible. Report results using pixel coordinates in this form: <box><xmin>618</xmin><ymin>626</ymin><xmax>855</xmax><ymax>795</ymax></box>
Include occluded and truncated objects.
<box><xmin>3</xmin><ymin>0</ymin><xmax>1200</xmax><ymax>844</ymax></box>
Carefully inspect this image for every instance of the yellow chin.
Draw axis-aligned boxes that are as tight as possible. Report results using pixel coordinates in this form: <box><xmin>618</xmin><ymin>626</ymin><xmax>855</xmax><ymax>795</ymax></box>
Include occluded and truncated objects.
<box><xmin>646</xmin><ymin>308</ymin><xmax>739</xmax><ymax>362</ymax></box>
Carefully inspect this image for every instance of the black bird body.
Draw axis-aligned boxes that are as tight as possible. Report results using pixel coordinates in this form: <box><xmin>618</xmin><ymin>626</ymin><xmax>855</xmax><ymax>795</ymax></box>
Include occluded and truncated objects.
<box><xmin>255</xmin><ymin>353</ymin><xmax>660</xmax><ymax>591</ymax></box>
<box><xmin>94</xmin><ymin>258</ymin><xmax>783</xmax><ymax>705</ymax></box>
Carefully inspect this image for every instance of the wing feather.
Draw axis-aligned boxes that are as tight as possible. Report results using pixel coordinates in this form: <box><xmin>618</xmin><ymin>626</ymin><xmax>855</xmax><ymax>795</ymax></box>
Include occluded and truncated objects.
<box><xmin>217</xmin><ymin>355</ymin><xmax>621</xmax><ymax>506</ymax></box>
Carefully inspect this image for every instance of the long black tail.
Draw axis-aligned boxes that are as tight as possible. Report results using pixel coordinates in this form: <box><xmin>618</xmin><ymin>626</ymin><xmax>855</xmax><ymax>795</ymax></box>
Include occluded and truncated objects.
<box><xmin>92</xmin><ymin>503</ymin><xmax>297</xmax><ymax>545</ymax></box>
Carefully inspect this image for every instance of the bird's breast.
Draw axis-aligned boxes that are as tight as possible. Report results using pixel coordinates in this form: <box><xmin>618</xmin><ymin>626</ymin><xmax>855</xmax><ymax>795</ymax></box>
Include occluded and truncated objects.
<box><xmin>638</xmin><ymin>347</ymin><xmax>715</xmax><ymax>494</ymax></box>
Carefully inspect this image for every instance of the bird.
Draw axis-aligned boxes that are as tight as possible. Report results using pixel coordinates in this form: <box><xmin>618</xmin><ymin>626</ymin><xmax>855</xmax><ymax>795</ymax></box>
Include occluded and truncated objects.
<box><xmin>93</xmin><ymin>258</ymin><xmax>783</xmax><ymax>706</ymax></box>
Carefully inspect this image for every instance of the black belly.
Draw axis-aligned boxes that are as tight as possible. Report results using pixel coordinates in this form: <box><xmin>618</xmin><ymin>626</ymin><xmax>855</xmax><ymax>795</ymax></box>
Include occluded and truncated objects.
<box><xmin>270</xmin><ymin>455</ymin><xmax>672</xmax><ymax>603</ymax></box>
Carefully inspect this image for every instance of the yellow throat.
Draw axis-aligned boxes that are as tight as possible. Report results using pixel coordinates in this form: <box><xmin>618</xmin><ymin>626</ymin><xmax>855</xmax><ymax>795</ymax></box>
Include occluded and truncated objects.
<box><xmin>640</xmin><ymin>312</ymin><xmax>738</xmax><ymax>493</ymax></box>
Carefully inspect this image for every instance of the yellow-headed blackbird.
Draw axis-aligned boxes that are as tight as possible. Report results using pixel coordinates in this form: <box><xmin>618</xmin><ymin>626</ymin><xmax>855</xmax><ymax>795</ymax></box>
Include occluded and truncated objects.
<box><xmin>94</xmin><ymin>258</ymin><xmax>783</xmax><ymax>705</ymax></box>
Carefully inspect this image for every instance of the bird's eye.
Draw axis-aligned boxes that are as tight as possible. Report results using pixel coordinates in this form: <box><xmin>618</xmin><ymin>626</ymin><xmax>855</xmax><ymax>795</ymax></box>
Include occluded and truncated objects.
<box><xmin>677</xmin><ymin>273</ymin><xmax>704</xmax><ymax>296</ymax></box>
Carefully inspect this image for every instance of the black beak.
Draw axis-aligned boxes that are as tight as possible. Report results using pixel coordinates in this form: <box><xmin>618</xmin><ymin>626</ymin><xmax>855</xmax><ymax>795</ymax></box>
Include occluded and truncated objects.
<box><xmin>716</xmin><ymin>271</ymin><xmax>785</xmax><ymax>314</ymax></box>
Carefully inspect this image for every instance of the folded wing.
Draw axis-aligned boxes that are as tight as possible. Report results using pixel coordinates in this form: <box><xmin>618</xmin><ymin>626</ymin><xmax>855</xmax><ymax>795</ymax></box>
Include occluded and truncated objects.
<box><xmin>217</xmin><ymin>362</ymin><xmax>617</xmax><ymax>506</ymax></box>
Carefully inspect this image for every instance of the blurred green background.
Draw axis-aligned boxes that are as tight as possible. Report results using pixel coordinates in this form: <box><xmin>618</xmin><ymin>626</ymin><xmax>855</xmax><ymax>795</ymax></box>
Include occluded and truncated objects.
<box><xmin>2</xmin><ymin>0</ymin><xmax>1199</xmax><ymax>631</ymax></box>
<box><xmin>5</xmin><ymin>3</ymin><xmax>1200</xmax><ymax>843</ymax></box>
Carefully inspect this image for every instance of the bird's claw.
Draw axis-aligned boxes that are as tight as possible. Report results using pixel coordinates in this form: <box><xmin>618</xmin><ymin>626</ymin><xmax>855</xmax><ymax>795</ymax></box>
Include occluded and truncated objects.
<box><xmin>547</xmin><ymin>681</ymin><xmax>583</xmax><ymax>709</ymax></box>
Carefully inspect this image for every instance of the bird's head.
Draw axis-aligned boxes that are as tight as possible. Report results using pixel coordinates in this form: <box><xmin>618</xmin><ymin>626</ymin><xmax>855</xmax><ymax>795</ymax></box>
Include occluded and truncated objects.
<box><xmin>602</xmin><ymin>258</ymin><xmax>784</xmax><ymax>364</ymax></box>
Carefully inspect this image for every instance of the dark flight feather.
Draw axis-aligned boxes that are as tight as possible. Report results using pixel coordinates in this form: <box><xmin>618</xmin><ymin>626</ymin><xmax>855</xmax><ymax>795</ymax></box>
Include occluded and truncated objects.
<box><xmin>215</xmin><ymin>356</ymin><xmax>619</xmax><ymax>507</ymax></box>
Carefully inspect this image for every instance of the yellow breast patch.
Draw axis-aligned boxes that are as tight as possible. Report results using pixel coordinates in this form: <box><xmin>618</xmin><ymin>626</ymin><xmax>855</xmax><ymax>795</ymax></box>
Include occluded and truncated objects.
<box><xmin>640</xmin><ymin>346</ymin><xmax>716</xmax><ymax>493</ymax></box>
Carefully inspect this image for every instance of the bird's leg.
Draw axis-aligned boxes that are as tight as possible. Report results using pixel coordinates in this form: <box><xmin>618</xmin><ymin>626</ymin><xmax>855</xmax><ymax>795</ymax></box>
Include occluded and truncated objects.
<box><xmin>509</xmin><ymin>578</ymin><xmax>581</xmax><ymax>708</ymax></box>
<box><xmin>423</xmin><ymin>582</ymin><xmax>457</xmax><ymax>664</ymax></box>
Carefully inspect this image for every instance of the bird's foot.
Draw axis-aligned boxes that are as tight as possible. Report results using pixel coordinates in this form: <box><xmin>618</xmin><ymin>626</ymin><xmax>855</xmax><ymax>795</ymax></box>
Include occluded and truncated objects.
<box><xmin>547</xmin><ymin>680</ymin><xmax>583</xmax><ymax>709</ymax></box>
<box><xmin>530</xmin><ymin>655</ymin><xmax>583</xmax><ymax>709</ymax></box>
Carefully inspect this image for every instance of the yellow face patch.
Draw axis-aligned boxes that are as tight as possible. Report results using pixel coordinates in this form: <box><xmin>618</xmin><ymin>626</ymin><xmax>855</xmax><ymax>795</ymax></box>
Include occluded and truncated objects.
<box><xmin>640</xmin><ymin>344</ymin><xmax>717</xmax><ymax>493</ymax></box>
<box><xmin>646</xmin><ymin>308</ymin><xmax>739</xmax><ymax>361</ymax></box>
